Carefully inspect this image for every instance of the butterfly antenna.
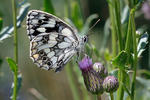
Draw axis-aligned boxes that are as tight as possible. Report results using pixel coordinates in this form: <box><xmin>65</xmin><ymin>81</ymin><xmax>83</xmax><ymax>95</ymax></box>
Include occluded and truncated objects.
<box><xmin>87</xmin><ymin>19</ymin><xmax>101</xmax><ymax>36</ymax></box>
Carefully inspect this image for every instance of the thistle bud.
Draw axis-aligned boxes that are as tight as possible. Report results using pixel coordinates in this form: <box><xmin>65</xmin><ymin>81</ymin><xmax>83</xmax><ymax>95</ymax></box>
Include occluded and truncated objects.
<box><xmin>78</xmin><ymin>56</ymin><xmax>104</xmax><ymax>94</ymax></box>
<box><xmin>103</xmin><ymin>76</ymin><xmax>119</xmax><ymax>93</ymax></box>
<box><xmin>93</xmin><ymin>62</ymin><xmax>108</xmax><ymax>78</ymax></box>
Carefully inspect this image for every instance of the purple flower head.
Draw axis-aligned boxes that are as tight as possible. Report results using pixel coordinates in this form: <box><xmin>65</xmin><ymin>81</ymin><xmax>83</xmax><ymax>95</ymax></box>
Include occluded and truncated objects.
<box><xmin>103</xmin><ymin>76</ymin><xmax>119</xmax><ymax>93</ymax></box>
<box><xmin>78</xmin><ymin>56</ymin><xmax>93</xmax><ymax>71</ymax></box>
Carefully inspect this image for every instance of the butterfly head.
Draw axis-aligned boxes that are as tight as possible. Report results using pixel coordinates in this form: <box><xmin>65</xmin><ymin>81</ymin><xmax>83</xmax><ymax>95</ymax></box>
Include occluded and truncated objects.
<box><xmin>82</xmin><ymin>35</ymin><xmax>88</xmax><ymax>43</ymax></box>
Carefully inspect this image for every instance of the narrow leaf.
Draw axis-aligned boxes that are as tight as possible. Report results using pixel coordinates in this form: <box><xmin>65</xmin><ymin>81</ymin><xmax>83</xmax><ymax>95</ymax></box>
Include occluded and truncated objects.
<box><xmin>0</xmin><ymin>3</ymin><xmax>30</xmax><ymax>41</ymax></box>
<box><xmin>71</xmin><ymin>1</ymin><xmax>83</xmax><ymax>30</ymax></box>
<box><xmin>6</xmin><ymin>57</ymin><xmax>18</xmax><ymax>73</ymax></box>
<box><xmin>43</xmin><ymin>0</ymin><xmax>55</xmax><ymax>14</ymax></box>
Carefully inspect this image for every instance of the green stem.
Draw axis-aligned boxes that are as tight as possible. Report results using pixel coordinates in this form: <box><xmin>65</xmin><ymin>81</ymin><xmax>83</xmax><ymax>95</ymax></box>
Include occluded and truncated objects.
<box><xmin>12</xmin><ymin>0</ymin><xmax>18</xmax><ymax>100</ymax></box>
<box><xmin>65</xmin><ymin>63</ymin><xmax>80</xmax><ymax>100</ymax></box>
<box><xmin>130</xmin><ymin>9</ymin><xmax>137</xmax><ymax>100</ymax></box>
<box><xmin>125</xmin><ymin>12</ymin><xmax>132</xmax><ymax>52</ymax></box>
<box><xmin>110</xmin><ymin>92</ymin><xmax>114</xmax><ymax>100</ymax></box>
<box><xmin>114</xmin><ymin>0</ymin><xmax>123</xmax><ymax>51</ymax></box>
<box><xmin>108</xmin><ymin>2</ymin><xmax>117</xmax><ymax>57</ymax></box>
<box><xmin>117</xmin><ymin>69</ymin><xmax>125</xmax><ymax>100</ymax></box>
<box><xmin>12</xmin><ymin>0</ymin><xmax>18</xmax><ymax>63</ymax></box>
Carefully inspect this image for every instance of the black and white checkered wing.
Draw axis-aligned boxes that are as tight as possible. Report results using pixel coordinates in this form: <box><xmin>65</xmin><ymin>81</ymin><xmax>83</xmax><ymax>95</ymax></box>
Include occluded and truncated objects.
<box><xmin>26</xmin><ymin>10</ymin><xmax>79</xmax><ymax>72</ymax></box>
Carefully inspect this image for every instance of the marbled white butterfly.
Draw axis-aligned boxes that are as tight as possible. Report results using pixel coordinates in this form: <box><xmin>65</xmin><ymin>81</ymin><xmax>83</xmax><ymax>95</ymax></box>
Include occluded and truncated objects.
<box><xmin>26</xmin><ymin>10</ymin><xmax>88</xmax><ymax>72</ymax></box>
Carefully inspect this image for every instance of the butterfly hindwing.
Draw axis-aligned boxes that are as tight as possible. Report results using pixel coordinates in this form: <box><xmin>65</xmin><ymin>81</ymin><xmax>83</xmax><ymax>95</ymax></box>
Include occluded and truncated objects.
<box><xmin>26</xmin><ymin>10</ymin><xmax>79</xmax><ymax>72</ymax></box>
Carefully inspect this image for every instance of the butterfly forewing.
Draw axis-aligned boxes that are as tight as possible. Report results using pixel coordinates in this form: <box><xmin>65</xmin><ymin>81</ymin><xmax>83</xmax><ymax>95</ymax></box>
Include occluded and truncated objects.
<box><xmin>26</xmin><ymin>10</ymin><xmax>79</xmax><ymax>72</ymax></box>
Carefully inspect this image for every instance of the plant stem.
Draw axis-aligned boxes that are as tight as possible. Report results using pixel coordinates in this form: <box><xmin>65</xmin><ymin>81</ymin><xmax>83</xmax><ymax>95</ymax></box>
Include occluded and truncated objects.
<box><xmin>114</xmin><ymin>0</ymin><xmax>123</xmax><ymax>51</ymax></box>
<box><xmin>130</xmin><ymin>9</ymin><xmax>137</xmax><ymax>100</ymax></box>
<box><xmin>12</xmin><ymin>0</ymin><xmax>18</xmax><ymax>100</ymax></box>
<box><xmin>110</xmin><ymin>92</ymin><xmax>114</xmax><ymax>100</ymax></box>
<box><xmin>117</xmin><ymin>69</ymin><xmax>125</xmax><ymax>100</ymax></box>
<box><xmin>125</xmin><ymin>13</ymin><xmax>132</xmax><ymax>52</ymax></box>
<box><xmin>12</xmin><ymin>0</ymin><xmax>18</xmax><ymax>63</ymax></box>
<box><xmin>65</xmin><ymin>63</ymin><xmax>80</xmax><ymax>100</ymax></box>
<box><xmin>108</xmin><ymin>2</ymin><xmax>117</xmax><ymax>57</ymax></box>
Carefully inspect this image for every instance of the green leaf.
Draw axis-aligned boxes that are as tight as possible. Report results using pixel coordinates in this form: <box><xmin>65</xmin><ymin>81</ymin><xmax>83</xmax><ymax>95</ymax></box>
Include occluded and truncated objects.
<box><xmin>0</xmin><ymin>3</ymin><xmax>30</xmax><ymax>41</ymax></box>
<box><xmin>43</xmin><ymin>0</ymin><xmax>55</xmax><ymax>14</ymax></box>
<box><xmin>6</xmin><ymin>57</ymin><xmax>18</xmax><ymax>73</ymax></box>
<box><xmin>0</xmin><ymin>17</ymin><xmax>2</xmax><ymax>31</ymax></box>
<box><xmin>112</xmin><ymin>51</ymin><xmax>128</xmax><ymax>69</ymax></box>
<box><xmin>137</xmin><ymin>32</ymin><xmax>149</xmax><ymax>57</ymax></box>
<box><xmin>80</xmin><ymin>14</ymin><xmax>98</xmax><ymax>35</ymax></box>
<box><xmin>71</xmin><ymin>1</ymin><xmax>83</xmax><ymax>30</ymax></box>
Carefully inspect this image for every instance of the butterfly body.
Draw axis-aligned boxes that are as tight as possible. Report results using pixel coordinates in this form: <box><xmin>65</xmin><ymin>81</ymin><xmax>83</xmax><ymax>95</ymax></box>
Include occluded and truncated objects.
<box><xmin>26</xmin><ymin>10</ymin><xmax>87</xmax><ymax>72</ymax></box>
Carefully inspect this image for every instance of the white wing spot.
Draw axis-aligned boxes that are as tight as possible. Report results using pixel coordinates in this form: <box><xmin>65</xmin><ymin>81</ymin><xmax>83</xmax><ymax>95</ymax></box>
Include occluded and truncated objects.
<box><xmin>62</xmin><ymin>28</ymin><xmax>73</xmax><ymax>37</ymax></box>
<box><xmin>48</xmin><ymin>19</ymin><xmax>56</xmax><ymax>24</ymax></box>
<box><xmin>29</xmin><ymin>25</ymin><xmax>33</xmax><ymax>28</ymax></box>
<box><xmin>48</xmin><ymin>40</ymin><xmax>57</xmax><ymax>46</ymax></box>
<box><xmin>44</xmin><ymin>48</ymin><xmax>50</xmax><ymax>53</ymax></box>
<box><xmin>47</xmin><ymin>51</ymin><xmax>55</xmax><ymax>58</ymax></box>
<box><xmin>32</xmin><ymin>19</ymin><xmax>38</xmax><ymax>24</ymax></box>
<box><xmin>58</xmin><ymin>42</ymin><xmax>72</xmax><ymax>49</ymax></box>
<box><xmin>41</xmin><ymin>24</ymin><xmax>55</xmax><ymax>28</ymax></box>
<box><xmin>51</xmin><ymin>56</ymin><xmax>57</xmax><ymax>64</ymax></box>
<box><xmin>37</xmin><ymin>42</ymin><xmax>56</xmax><ymax>51</ymax></box>
<box><xmin>31</xmin><ymin>12</ymin><xmax>38</xmax><ymax>15</ymax></box>
<box><xmin>37</xmin><ymin>28</ymin><xmax>46</xmax><ymax>32</ymax></box>
<box><xmin>29</xmin><ymin>15</ymin><xmax>34</xmax><ymax>19</ymax></box>
<box><xmin>39</xmin><ymin>16</ymin><xmax>45</xmax><ymax>19</ymax></box>
<box><xmin>30</xmin><ymin>29</ymin><xmax>35</xmax><ymax>34</ymax></box>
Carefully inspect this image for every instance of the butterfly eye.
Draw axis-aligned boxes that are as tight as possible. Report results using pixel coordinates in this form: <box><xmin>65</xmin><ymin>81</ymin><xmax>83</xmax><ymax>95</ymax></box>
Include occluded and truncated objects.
<box><xmin>83</xmin><ymin>36</ymin><xmax>88</xmax><ymax>43</ymax></box>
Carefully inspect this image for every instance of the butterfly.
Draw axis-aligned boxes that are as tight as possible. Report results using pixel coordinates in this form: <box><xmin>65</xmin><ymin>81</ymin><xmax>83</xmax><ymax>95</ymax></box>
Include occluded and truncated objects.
<box><xmin>26</xmin><ymin>10</ymin><xmax>88</xmax><ymax>72</ymax></box>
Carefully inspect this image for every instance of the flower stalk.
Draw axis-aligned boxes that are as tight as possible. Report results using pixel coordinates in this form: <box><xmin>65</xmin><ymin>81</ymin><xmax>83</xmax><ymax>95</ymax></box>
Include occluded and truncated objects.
<box><xmin>130</xmin><ymin>8</ymin><xmax>137</xmax><ymax>100</ymax></box>
<box><xmin>11</xmin><ymin>0</ymin><xmax>18</xmax><ymax>99</ymax></box>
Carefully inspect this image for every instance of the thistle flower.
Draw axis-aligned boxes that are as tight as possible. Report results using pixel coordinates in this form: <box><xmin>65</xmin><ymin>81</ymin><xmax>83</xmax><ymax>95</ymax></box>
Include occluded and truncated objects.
<box><xmin>93</xmin><ymin>62</ymin><xmax>108</xmax><ymax>78</ymax></box>
<box><xmin>78</xmin><ymin>56</ymin><xmax>104</xmax><ymax>94</ymax></box>
<box><xmin>78</xmin><ymin>55</ymin><xmax>93</xmax><ymax>72</ymax></box>
<box><xmin>103</xmin><ymin>76</ymin><xmax>119</xmax><ymax>93</ymax></box>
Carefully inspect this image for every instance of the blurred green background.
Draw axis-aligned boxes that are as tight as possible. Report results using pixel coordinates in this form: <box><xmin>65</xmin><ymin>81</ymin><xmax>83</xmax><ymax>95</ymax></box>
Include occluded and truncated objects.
<box><xmin>0</xmin><ymin>0</ymin><xmax>150</xmax><ymax>100</ymax></box>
